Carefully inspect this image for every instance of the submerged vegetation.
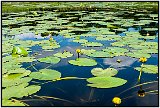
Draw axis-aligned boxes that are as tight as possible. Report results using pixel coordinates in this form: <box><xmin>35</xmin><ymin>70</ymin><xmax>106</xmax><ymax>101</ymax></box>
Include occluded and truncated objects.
<box><xmin>2</xmin><ymin>1</ymin><xmax>158</xmax><ymax>107</ymax></box>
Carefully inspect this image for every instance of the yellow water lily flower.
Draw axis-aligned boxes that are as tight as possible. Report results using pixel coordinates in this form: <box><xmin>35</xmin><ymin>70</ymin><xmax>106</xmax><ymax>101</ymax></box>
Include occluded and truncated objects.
<box><xmin>76</xmin><ymin>49</ymin><xmax>81</xmax><ymax>58</ymax></box>
<box><xmin>137</xmin><ymin>89</ymin><xmax>145</xmax><ymax>97</ymax></box>
<box><xmin>76</xmin><ymin>49</ymin><xmax>81</xmax><ymax>53</ymax></box>
<box><xmin>35</xmin><ymin>32</ymin><xmax>38</xmax><ymax>35</ymax></box>
<box><xmin>112</xmin><ymin>97</ymin><xmax>121</xmax><ymax>105</ymax></box>
<box><xmin>117</xmin><ymin>59</ymin><xmax>121</xmax><ymax>63</ymax></box>
<box><xmin>139</xmin><ymin>57</ymin><xmax>147</xmax><ymax>63</ymax></box>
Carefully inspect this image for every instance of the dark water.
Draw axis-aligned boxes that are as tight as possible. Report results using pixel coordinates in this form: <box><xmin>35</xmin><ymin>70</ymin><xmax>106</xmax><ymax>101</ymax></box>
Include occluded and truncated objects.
<box><xmin>18</xmin><ymin>29</ymin><xmax>158</xmax><ymax>107</ymax></box>
<box><xmin>2</xmin><ymin>8</ymin><xmax>158</xmax><ymax>106</ymax></box>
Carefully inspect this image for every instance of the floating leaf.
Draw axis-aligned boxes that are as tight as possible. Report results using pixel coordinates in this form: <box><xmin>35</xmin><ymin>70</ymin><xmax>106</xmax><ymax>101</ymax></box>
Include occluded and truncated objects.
<box><xmin>29</xmin><ymin>69</ymin><xmax>61</xmax><ymax>80</ymax></box>
<box><xmin>54</xmin><ymin>52</ymin><xmax>73</xmax><ymax>58</ymax></box>
<box><xmin>2</xmin><ymin>77</ymin><xmax>32</xmax><ymax>87</ymax></box>
<box><xmin>87</xmin><ymin>77</ymin><xmax>127</xmax><ymax>88</ymax></box>
<box><xmin>96</xmin><ymin>35</ymin><xmax>122</xmax><ymax>41</ymax></box>
<box><xmin>38</xmin><ymin>56</ymin><xmax>60</xmax><ymax>64</ymax></box>
<box><xmin>72</xmin><ymin>39</ymin><xmax>88</xmax><ymax>43</ymax></box>
<box><xmin>68</xmin><ymin>58</ymin><xmax>97</xmax><ymax>66</ymax></box>
<box><xmin>91</xmin><ymin>68</ymin><xmax>118</xmax><ymax>77</ymax></box>
<box><xmin>2</xmin><ymin>99</ymin><xmax>26</xmax><ymax>106</ymax></box>
<box><xmin>81</xmin><ymin>49</ymin><xmax>96</xmax><ymax>55</ymax></box>
<box><xmin>81</xmin><ymin>42</ymin><xmax>103</xmax><ymax>47</ymax></box>
<box><xmin>12</xmin><ymin>46</ymin><xmax>28</xmax><ymax>57</ymax></box>
<box><xmin>13</xmin><ymin>56</ymin><xmax>36</xmax><ymax>63</ymax></box>
<box><xmin>42</xmin><ymin>45</ymin><xmax>60</xmax><ymax>50</ymax></box>
<box><xmin>143</xmin><ymin>28</ymin><xmax>158</xmax><ymax>31</ymax></box>
<box><xmin>103</xmin><ymin>47</ymin><xmax>129</xmax><ymax>53</ymax></box>
<box><xmin>6</xmin><ymin>68</ymin><xmax>31</xmax><ymax>74</ymax></box>
<box><xmin>126</xmin><ymin>51</ymin><xmax>151</xmax><ymax>58</ymax></box>
<box><xmin>2</xmin><ymin>83</ymin><xmax>41</xmax><ymax>100</ymax></box>
<box><xmin>135</xmin><ymin>65</ymin><xmax>158</xmax><ymax>74</ymax></box>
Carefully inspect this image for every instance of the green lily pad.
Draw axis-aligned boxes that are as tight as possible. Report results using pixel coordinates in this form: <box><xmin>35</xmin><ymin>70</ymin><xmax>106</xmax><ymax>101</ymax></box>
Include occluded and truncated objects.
<box><xmin>6</xmin><ymin>68</ymin><xmax>31</xmax><ymax>74</ymax></box>
<box><xmin>2</xmin><ymin>99</ymin><xmax>26</xmax><ymax>106</ymax></box>
<box><xmin>29</xmin><ymin>69</ymin><xmax>61</xmax><ymax>80</ymax></box>
<box><xmin>102</xmin><ymin>47</ymin><xmax>129</xmax><ymax>56</ymax></box>
<box><xmin>81</xmin><ymin>42</ymin><xmax>103</xmax><ymax>47</ymax></box>
<box><xmin>96</xmin><ymin>35</ymin><xmax>122</xmax><ymax>41</ymax></box>
<box><xmin>87</xmin><ymin>77</ymin><xmax>127</xmax><ymax>88</ymax></box>
<box><xmin>42</xmin><ymin>45</ymin><xmax>60</xmax><ymax>50</ymax></box>
<box><xmin>135</xmin><ymin>65</ymin><xmax>158</xmax><ymax>74</ymax></box>
<box><xmin>68</xmin><ymin>58</ymin><xmax>97</xmax><ymax>66</ymax></box>
<box><xmin>2</xmin><ymin>77</ymin><xmax>32</xmax><ymax>87</ymax></box>
<box><xmin>81</xmin><ymin>49</ymin><xmax>96</xmax><ymax>55</ymax></box>
<box><xmin>72</xmin><ymin>39</ymin><xmax>88</xmax><ymax>43</ymax></box>
<box><xmin>12</xmin><ymin>56</ymin><xmax>36</xmax><ymax>63</ymax></box>
<box><xmin>2</xmin><ymin>83</ymin><xmax>41</xmax><ymax>100</ymax></box>
<box><xmin>143</xmin><ymin>28</ymin><xmax>158</xmax><ymax>31</ymax></box>
<box><xmin>91</xmin><ymin>68</ymin><xmax>118</xmax><ymax>77</ymax></box>
<box><xmin>38</xmin><ymin>56</ymin><xmax>60</xmax><ymax>64</ymax></box>
<box><xmin>2</xmin><ymin>60</ymin><xmax>22</xmax><ymax>71</ymax></box>
<box><xmin>135</xmin><ymin>48</ymin><xmax>158</xmax><ymax>54</ymax></box>
<box><xmin>138</xmin><ymin>36</ymin><xmax>156</xmax><ymax>40</ymax></box>
<box><xmin>103</xmin><ymin>47</ymin><xmax>129</xmax><ymax>53</ymax></box>
<box><xmin>126</xmin><ymin>51</ymin><xmax>151</xmax><ymax>58</ymax></box>
<box><xmin>54</xmin><ymin>51</ymin><xmax>73</xmax><ymax>58</ymax></box>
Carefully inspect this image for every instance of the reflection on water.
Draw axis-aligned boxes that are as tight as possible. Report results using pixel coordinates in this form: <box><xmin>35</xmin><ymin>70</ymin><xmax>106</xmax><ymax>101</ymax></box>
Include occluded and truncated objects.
<box><xmin>2</xmin><ymin>2</ymin><xmax>158</xmax><ymax>106</ymax></box>
<box><xmin>103</xmin><ymin>56</ymin><xmax>137</xmax><ymax>69</ymax></box>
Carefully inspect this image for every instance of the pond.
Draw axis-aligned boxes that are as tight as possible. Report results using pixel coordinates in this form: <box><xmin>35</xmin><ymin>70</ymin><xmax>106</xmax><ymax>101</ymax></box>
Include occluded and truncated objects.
<box><xmin>2</xmin><ymin>2</ymin><xmax>158</xmax><ymax>107</ymax></box>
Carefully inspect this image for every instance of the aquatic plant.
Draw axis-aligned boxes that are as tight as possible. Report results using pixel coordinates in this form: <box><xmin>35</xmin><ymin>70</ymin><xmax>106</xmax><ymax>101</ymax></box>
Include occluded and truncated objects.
<box><xmin>76</xmin><ymin>49</ymin><xmax>81</xmax><ymax>58</ymax></box>
<box><xmin>1</xmin><ymin>1</ymin><xmax>158</xmax><ymax>106</ymax></box>
<box><xmin>54</xmin><ymin>51</ymin><xmax>73</xmax><ymax>58</ymax></box>
<box><xmin>87</xmin><ymin>77</ymin><xmax>127</xmax><ymax>88</ymax></box>
<box><xmin>112</xmin><ymin>97</ymin><xmax>121</xmax><ymax>106</ymax></box>
<box><xmin>68</xmin><ymin>58</ymin><xmax>97</xmax><ymax>66</ymax></box>
<box><xmin>12</xmin><ymin>46</ymin><xmax>28</xmax><ymax>57</ymax></box>
<box><xmin>29</xmin><ymin>69</ymin><xmax>61</xmax><ymax>80</ymax></box>
<box><xmin>91</xmin><ymin>68</ymin><xmax>118</xmax><ymax>77</ymax></box>
<box><xmin>137</xmin><ymin>57</ymin><xmax>147</xmax><ymax>82</ymax></box>
<box><xmin>38</xmin><ymin>56</ymin><xmax>60</xmax><ymax>64</ymax></box>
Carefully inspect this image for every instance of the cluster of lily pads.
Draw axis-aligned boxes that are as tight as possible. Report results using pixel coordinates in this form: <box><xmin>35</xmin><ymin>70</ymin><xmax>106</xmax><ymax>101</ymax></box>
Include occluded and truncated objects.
<box><xmin>2</xmin><ymin>2</ymin><xmax>158</xmax><ymax>107</ymax></box>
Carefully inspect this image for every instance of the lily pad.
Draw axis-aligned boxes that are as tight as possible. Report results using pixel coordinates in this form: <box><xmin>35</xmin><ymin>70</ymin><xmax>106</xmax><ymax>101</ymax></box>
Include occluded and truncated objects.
<box><xmin>72</xmin><ymin>39</ymin><xmax>88</xmax><ymax>43</ymax></box>
<box><xmin>91</xmin><ymin>68</ymin><xmax>118</xmax><ymax>77</ymax></box>
<box><xmin>81</xmin><ymin>42</ymin><xmax>103</xmax><ymax>47</ymax></box>
<box><xmin>2</xmin><ymin>99</ymin><xmax>26</xmax><ymax>106</ymax></box>
<box><xmin>68</xmin><ymin>58</ymin><xmax>97</xmax><ymax>66</ymax></box>
<box><xmin>12</xmin><ymin>56</ymin><xmax>36</xmax><ymax>63</ymax></box>
<box><xmin>12</xmin><ymin>46</ymin><xmax>28</xmax><ymax>57</ymax></box>
<box><xmin>143</xmin><ymin>28</ymin><xmax>158</xmax><ymax>31</ymax></box>
<box><xmin>6</xmin><ymin>68</ymin><xmax>31</xmax><ymax>74</ymax></box>
<box><xmin>54</xmin><ymin>51</ymin><xmax>73</xmax><ymax>58</ymax></box>
<box><xmin>38</xmin><ymin>56</ymin><xmax>60</xmax><ymax>64</ymax></box>
<box><xmin>103</xmin><ymin>47</ymin><xmax>129</xmax><ymax>53</ymax></box>
<box><xmin>29</xmin><ymin>69</ymin><xmax>61</xmax><ymax>80</ymax></box>
<box><xmin>134</xmin><ymin>65</ymin><xmax>158</xmax><ymax>74</ymax></box>
<box><xmin>42</xmin><ymin>45</ymin><xmax>60</xmax><ymax>50</ymax></box>
<box><xmin>125</xmin><ymin>52</ymin><xmax>151</xmax><ymax>58</ymax></box>
<box><xmin>87</xmin><ymin>77</ymin><xmax>127</xmax><ymax>88</ymax></box>
<box><xmin>2</xmin><ymin>83</ymin><xmax>41</xmax><ymax>100</ymax></box>
<box><xmin>96</xmin><ymin>35</ymin><xmax>122</xmax><ymax>41</ymax></box>
<box><xmin>2</xmin><ymin>77</ymin><xmax>32</xmax><ymax>87</ymax></box>
<box><xmin>81</xmin><ymin>49</ymin><xmax>96</xmax><ymax>55</ymax></box>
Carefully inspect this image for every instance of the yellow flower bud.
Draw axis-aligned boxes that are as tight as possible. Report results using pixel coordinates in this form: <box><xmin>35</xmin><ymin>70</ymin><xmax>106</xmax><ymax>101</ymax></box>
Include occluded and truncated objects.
<box><xmin>76</xmin><ymin>49</ymin><xmax>81</xmax><ymax>53</ymax></box>
<box><xmin>112</xmin><ymin>97</ymin><xmax>121</xmax><ymax>105</ymax></box>
<box><xmin>117</xmin><ymin>59</ymin><xmax>121</xmax><ymax>63</ymax></box>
